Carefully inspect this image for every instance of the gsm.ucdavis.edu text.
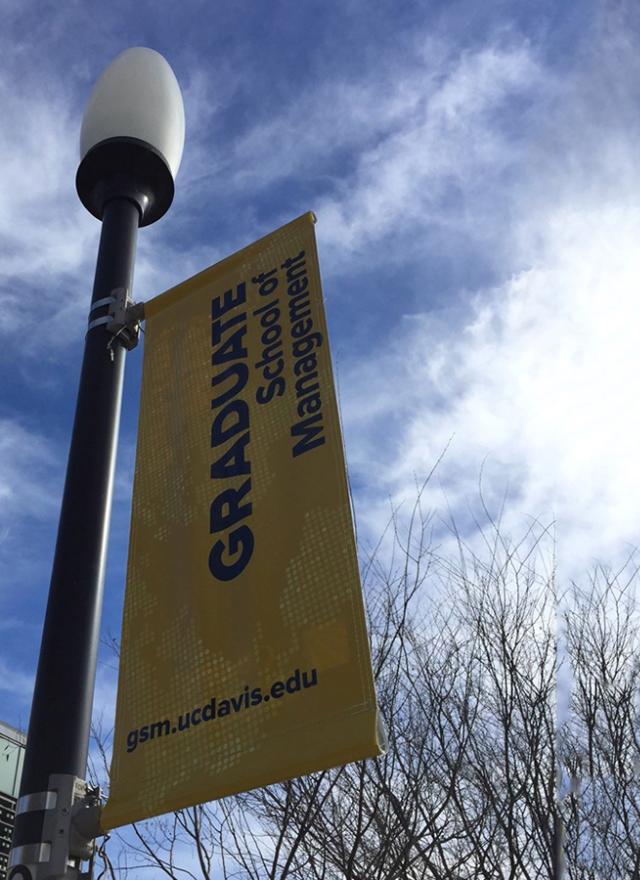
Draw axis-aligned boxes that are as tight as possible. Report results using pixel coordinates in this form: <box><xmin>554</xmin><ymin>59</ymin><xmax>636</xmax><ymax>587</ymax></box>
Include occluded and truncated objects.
<box><xmin>126</xmin><ymin>667</ymin><xmax>319</xmax><ymax>754</ymax></box>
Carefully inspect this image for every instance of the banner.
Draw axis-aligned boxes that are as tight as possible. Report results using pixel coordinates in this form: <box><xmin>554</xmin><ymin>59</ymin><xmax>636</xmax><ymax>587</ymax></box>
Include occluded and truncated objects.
<box><xmin>101</xmin><ymin>213</ymin><xmax>383</xmax><ymax>830</ymax></box>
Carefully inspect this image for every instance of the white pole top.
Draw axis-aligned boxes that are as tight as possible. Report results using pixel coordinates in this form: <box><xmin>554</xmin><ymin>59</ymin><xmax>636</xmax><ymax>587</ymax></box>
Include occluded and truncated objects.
<box><xmin>80</xmin><ymin>47</ymin><xmax>185</xmax><ymax>180</ymax></box>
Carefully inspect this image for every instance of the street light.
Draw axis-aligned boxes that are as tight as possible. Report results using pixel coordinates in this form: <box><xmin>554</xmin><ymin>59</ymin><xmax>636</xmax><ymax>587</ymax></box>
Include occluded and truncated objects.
<box><xmin>9</xmin><ymin>48</ymin><xmax>185</xmax><ymax>880</ymax></box>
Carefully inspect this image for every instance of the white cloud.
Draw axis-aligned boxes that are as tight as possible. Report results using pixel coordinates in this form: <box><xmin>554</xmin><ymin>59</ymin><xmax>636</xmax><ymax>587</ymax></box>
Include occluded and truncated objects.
<box><xmin>0</xmin><ymin>67</ymin><xmax>101</xmax><ymax>347</ymax></box>
<box><xmin>0</xmin><ymin>658</ymin><xmax>33</xmax><ymax>702</ymax></box>
<box><xmin>315</xmin><ymin>43</ymin><xmax>541</xmax><ymax>262</ymax></box>
<box><xmin>0</xmin><ymin>419</ymin><xmax>59</xmax><ymax>526</ymax></box>
<box><xmin>339</xmin><ymin>27</ymin><xmax>640</xmax><ymax>576</ymax></box>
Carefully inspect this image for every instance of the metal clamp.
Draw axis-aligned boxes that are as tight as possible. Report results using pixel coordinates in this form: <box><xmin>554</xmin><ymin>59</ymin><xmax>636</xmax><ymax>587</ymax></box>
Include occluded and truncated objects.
<box><xmin>86</xmin><ymin>286</ymin><xmax>144</xmax><ymax>351</ymax></box>
<box><xmin>17</xmin><ymin>792</ymin><xmax>57</xmax><ymax>815</ymax></box>
<box><xmin>89</xmin><ymin>296</ymin><xmax>117</xmax><ymax>313</ymax></box>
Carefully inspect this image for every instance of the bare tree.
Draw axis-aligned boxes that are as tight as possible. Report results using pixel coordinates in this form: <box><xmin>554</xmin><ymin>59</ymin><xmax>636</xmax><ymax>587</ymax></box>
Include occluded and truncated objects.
<box><xmin>562</xmin><ymin>565</ymin><xmax>640</xmax><ymax>878</ymax></box>
<box><xmin>93</xmin><ymin>497</ymin><xmax>640</xmax><ymax>879</ymax></box>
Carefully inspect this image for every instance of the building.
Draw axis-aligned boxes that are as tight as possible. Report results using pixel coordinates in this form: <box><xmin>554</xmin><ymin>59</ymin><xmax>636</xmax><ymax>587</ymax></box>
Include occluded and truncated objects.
<box><xmin>0</xmin><ymin>721</ymin><xmax>26</xmax><ymax>879</ymax></box>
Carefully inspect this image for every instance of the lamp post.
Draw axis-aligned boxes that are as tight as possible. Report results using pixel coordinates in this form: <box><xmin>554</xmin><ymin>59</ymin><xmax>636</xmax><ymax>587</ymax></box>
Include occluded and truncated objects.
<box><xmin>9</xmin><ymin>48</ymin><xmax>185</xmax><ymax>880</ymax></box>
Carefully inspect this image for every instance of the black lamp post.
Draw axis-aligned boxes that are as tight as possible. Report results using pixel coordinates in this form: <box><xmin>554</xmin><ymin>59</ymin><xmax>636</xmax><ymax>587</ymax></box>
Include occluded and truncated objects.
<box><xmin>9</xmin><ymin>47</ymin><xmax>184</xmax><ymax>880</ymax></box>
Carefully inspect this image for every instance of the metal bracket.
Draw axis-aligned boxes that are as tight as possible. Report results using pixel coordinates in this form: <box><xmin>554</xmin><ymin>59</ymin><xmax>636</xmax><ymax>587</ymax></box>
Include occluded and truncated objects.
<box><xmin>86</xmin><ymin>286</ymin><xmax>144</xmax><ymax>351</ymax></box>
<box><xmin>9</xmin><ymin>775</ymin><xmax>102</xmax><ymax>880</ymax></box>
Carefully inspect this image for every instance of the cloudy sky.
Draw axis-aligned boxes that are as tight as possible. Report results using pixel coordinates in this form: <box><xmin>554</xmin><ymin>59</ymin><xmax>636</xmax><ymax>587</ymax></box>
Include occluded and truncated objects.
<box><xmin>1</xmin><ymin>0</ymin><xmax>639</xmax><ymax>775</ymax></box>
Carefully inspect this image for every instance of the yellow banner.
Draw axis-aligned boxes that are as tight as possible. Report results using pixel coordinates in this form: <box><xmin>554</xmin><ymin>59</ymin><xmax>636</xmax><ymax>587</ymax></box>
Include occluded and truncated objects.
<box><xmin>101</xmin><ymin>213</ymin><xmax>382</xmax><ymax>830</ymax></box>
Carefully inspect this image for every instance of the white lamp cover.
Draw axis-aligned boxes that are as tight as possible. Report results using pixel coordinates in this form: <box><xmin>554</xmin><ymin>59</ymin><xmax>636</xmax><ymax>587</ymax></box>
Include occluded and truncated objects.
<box><xmin>80</xmin><ymin>47</ymin><xmax>185</xmax><ymax>180</ymax></box>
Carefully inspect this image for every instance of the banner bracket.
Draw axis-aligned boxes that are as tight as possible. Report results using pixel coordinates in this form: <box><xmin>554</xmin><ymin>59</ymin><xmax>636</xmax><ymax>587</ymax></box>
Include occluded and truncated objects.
<box><xmin>106</xmin><ymin>289</ymin><xmax>144</xmax><ymax>352</ymax></box>
<box><xmin>86</xmin><ymin>287</ymin><xmax>145</xmax><ymax>351</ymax></box>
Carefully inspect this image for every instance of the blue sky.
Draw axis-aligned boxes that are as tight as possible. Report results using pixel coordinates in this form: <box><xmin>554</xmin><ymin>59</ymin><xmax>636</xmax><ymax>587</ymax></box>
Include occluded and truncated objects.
<box><xmin>1</xmin><ymin>0</ymin><xmax>639</xmax><ymax>780</ymax></box>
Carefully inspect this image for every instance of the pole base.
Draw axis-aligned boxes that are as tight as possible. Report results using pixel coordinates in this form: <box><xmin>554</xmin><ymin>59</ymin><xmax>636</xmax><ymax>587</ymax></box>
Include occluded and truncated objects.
<box><xmin>8</xmin><ymin>776</ymin><xmax>100</xmax><ymax>880</ymax></box>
